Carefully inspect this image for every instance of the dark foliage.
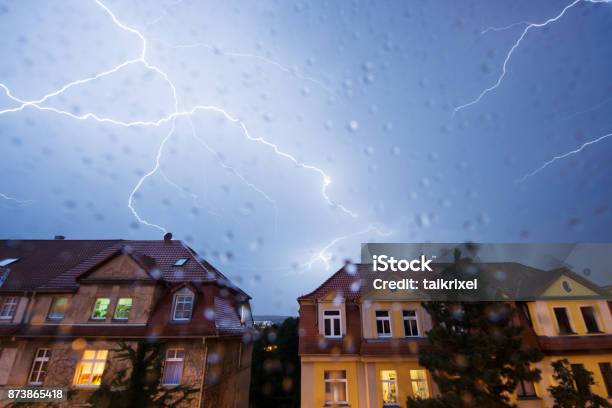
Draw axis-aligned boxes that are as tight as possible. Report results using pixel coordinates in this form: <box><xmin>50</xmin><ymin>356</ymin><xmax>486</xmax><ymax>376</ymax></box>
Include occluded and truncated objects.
<box><xmin>249</xmin><ymin>317</ymin><xmax>300</xmax><ymax>408</ymax></box>
<box><xmin>548</xmin><ymin>359</ymin><xmax>611</xmax><ymax>408</ymax></box>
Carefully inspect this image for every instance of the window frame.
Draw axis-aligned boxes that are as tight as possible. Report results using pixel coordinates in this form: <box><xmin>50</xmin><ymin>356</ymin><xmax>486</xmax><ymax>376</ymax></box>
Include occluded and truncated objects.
<box><xmin>579</xmin><ymin>305</ymin><xmax>601</xmax><ymax>334</ymax></box>
<box><xmin>517</xmin><ymin>379</ymin><xmax>538</xmax><ymax>399</ymax></box>
<box><xmin>91</xmin><ymin>298</ymin><xmax>111</xmax><ymax>320</ymax></box>
<box><xmin>113</xmin><ymin>297</ymin><xmax>133</xmax><ymax>320</ymax></box>
<box><xmin>409</xmin><ymin>369</ymin><xmax>430</xmax><ymax>399</ymax></box>
<box><xmin>323</xmin><ymin>369</ymin><xmax>348</xmax><ymax>405</ymax></box>
<box><xmin>28</xmin><ymin>348</ymin><xmax>51</xmax><ymax>386</ymax></box>
<box><xmin>73</xmin><ymin>349</ymin><xmax>108</xmax><ymax>388</ymax></box>
<box><xmin>402</xmin><ymin>309</ymin><xmax>420</xmax><ymax>337</ymax></box>
<box><xmin>47</xmin><ymin>296</ymin><xmax>69</xmax><ymax>321</ymax></box>
<box><xmin>552</xmin><ymin>306</ymin><xmax>575</xmax><ymax>335</ymax></box>
<box><xmin>599</xmin><ymin>362</ymin><xmax>612</xmax><ymax>397</ymax></box>
<box><xmin>323</xmin><ymin>309</ymin><xmax>342</xmax><ymax>338</ymax></box>
<box><xmin>0</xmin><ymin>297</ymin><xmax>18</xmax><ymax>320</ymax></box>
<box><xmin>381</xmin><ymin>369</ymin><xmax>399</xmax><ymax>406</ymax></box>
<box><xmin>376</xmin><ymin>310</ymin><xmax>392</xmax><ymax>338</ymax></box>
<box><xmin>172</xmin><ymin>289</ymin><xmax>194</xmax><ymax>321</ymax></box>
<box><xmin>161</xmin><ymin>348</ymin><xmax>185</xmax><ymax>386</ymax></box>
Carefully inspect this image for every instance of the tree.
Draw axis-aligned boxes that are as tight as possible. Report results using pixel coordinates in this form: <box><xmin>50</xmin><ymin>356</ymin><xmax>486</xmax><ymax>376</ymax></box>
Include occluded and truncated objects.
<box><xmin>89</xmin><ymin>340</ymin><xmax>197</xmax><ymax>408</ymax></box>
<box><xmin>407</xmin><ymin>251</ymin><xmax>543</xmax><ymax>408</ymax></box>
<box><xmin>548</xmin><ymin>359</ymin><xmax>611</xmax><ymax>408</ymax></box>
<box><xmin>249</xmin><ymin>317</ymin><xmax>300</xmax><ymax>408</ymax></box>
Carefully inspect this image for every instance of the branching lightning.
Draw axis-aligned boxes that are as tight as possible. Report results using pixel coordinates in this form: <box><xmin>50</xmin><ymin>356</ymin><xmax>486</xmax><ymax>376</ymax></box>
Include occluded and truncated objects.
<box><xmin>454</xmin><ymin>0</ymin><xmax>610</xmax><ymax>116</ymax></box>
<box><xmin>303</xmin><ymin>225</ymin><xmax>393</xmax><ymax>271</ymax></box>
<box><xmin>0</xmin><ymin>192</ymin><xmax>33</xmax><ymax>205</ymax></box>
<box><xmin>517</xmin><ymin>131</ymin><xmax>612</xmax><ymax>183</ymax></box>
<box><xmin>0</xmin><ymin>0</ymin><xmax>357</xmax><ymax>233</ymax></box>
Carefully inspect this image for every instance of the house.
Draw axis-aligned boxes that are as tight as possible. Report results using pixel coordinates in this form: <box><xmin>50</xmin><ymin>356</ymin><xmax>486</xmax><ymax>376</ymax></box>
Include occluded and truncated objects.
<box><xmin>0</xmin><ymin>236</ymin><xmax>253</xmax><ymax>407</ymax></box>
<box><xmin>298</xmin><ymin>262</ymin><xmax>612</xmax><ymax>407</ymax></box>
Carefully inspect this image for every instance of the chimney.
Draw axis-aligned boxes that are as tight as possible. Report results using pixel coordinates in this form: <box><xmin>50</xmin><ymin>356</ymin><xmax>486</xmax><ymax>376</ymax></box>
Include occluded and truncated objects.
<box><xmin>54</xmin><ymin>235</ymin><xmax>65</xmax><ymax>240</ymax></box>
<box><xmin>163</xmin><ymin>232</ymin><xmax>173</xmax><ymax>242</ymax></box>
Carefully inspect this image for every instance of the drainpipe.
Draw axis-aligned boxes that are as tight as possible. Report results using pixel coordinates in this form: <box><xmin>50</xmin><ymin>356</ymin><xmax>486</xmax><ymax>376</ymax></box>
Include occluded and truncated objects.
<box><xmin>197</xmin><ymin>337</ymin><xmax>208</xmax><ymax>408</ymax></box>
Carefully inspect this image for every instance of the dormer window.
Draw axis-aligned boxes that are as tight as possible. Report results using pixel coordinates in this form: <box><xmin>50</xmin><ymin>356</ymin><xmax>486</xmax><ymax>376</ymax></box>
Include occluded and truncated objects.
<box><xmin>173</xmin><ymin>258</ymin><xmax>188</xmax><ymax>267</ymax></box>
<box><xmin>172</xmin><ymin>288</ymin><xmax>194</xmax><ymax>321</ymax></box>
<box><xmin>323</xmin><ymin>310</ymin><xmax>341</xmax><ymax>338</ymax></box>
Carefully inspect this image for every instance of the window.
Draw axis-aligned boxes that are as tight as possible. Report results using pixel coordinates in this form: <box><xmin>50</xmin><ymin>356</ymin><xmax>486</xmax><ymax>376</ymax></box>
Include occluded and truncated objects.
<box><xmin>410</xmin><ymin>370</ymin><xmax>429</xmax><ymax>398</ymax></box>
<box><xmin>517</xmin><ymin>379</ymin><xmax>537</xmax><ymax>398</ymax></box>
<box><xmin>0</xmin><ymin>258</ymin><xmax>19</xmax><ymax>267</ymax></box>
<box><xmin>114</xmin><ymin>298</ymin><xmax>133</xmax><ymax>320</ymax></box>
<box><xmin>173</xmin><ymin>258</ymin><xmax>188</xmax><ymax>267</ymax></box>
<box><xmin>376</xmin><ymin>310</ymin><xmax>391</xmax><ymax>337</ymax></box>
<box><xmin>324</xmin><ymin>370</ymin><xmax>347</xmax><ymax>404</ymax></box>
<box><xmin>172</xmin><ymin>289</ymin><xmax>194</xmax><ymax>321</ymax></box>
<box><xmin>0</xmin><ymin>297</ymin><xmax>18</xmax><ymax>320</ymax></box>
<box><xmin>323</xmin><ymin>310</ymin><xmax>341</xmax><ymax>337</ymax></box>
<box><xmin>74</xmin><ymin>350</ymin><xmax>108</xmax><ymax>387</ymax></box>
<box><xmin>599</xmin><ymin>362</ymin><xmax>612</xmax><ymax>397</ymax></box>
<box><xmin>520</xmin><ymin>303</ymin><xmax>533</xmax><ymax>328</ymax></box>
<box><xmin>91</xmin><ymin>298</ymin><xmax>110</xmax><ymax>320</ymax></box>
<box><xmin>580</xmin><ymin>306</ymin><xmax>601</xmax><ymax>333</ymax></box>
<box><xmin>403</xmin><ymin>310</ymin><xmax>419</xmax><ymax>337</ymax></box>
<box><xmin>28</xmin><ymin>348</ymin><xmax>51</xmax><ymax>385</ymax></box>
<box><xmin>381</xmin><ymin>370</ymin><xmax>398</xmax><ymax>405</ymax></box>
<box><xmin>553</xmin><ymin>307</ymin><xmax>574</xmax><ymax>335</ymax></box>
<box><xmin>162</xmin><ymin>349</ymin><xmax>185</xmax><ymax>386</ymax></box>
<box><xmin>47</xmin><ymin>297</ymin><xmax>68</xmax><ymax>320</ymax></box>
<box><xmin>571</xmin><ymin>364</ymin><xmax>592</xmax><ymax>397</ymax></box>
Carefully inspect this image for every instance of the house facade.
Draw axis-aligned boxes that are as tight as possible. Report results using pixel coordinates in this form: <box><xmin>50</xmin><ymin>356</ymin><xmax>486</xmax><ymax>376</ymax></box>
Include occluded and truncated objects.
<box><xmin>298</xmin><ymin>263</ymin><xmax>612</xmax><ymax>407</ymax></box>
<box><xmin>0</xmin><ymin>237</ymin><xmax>253</xmax><ymax>407</ymax></box>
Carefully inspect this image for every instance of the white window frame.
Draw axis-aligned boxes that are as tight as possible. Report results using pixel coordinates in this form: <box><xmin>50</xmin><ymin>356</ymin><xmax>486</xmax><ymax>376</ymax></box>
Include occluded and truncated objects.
<box><xmin>381</xmin><ymin>370</ymin><xmax>399</xmax><ymax>405</ymax></box>
<box><xmin>324</xmin><ymin>370</ymin><xmax>348</xmax><ymax>405</ymax></box>
<box><xmin>403</xmin><ymin>309</ymin><xmax>420</xmax><ymax>337</ymax></box>
<box><xmin>91</xmin><ymin>298</ymin><xmax>110</xmax><ymax>320</ymax></box>
<box><xmin>0</xmin><ymin>297</ymin><xmax>18</xmax><ymax>320</ymax></box>
<box><xmin>376</xmin><ymin>310</ymin><xmax>392</xmax><ymax>337</ymax></box>
<box><xmin>410</xmin><ymin>369</ymin><xmax>430</xmax><ymax>399</ymax></box>
<box><xmin>172</xmin><ymin>289</ymin><xmax>194</xmax><ymax>321</ymax></box>
<box><xmin>161</xmin><ymin>348</ymin><xmax>185</xmax><ymax>386</ymax></box>
<box><xmin>323</xmin><ymin>309</ymin><xmax>342</xmax><ymax>338</ymax></box>
<box><xmin>73</xmin><ymin>349</ymin><xmax>108</xmax><ymax>388</ymax></box>
<box><xmin>28</xmin><ymin>348</ymin><xmax>51</xmax><ymax>386</ymax></box>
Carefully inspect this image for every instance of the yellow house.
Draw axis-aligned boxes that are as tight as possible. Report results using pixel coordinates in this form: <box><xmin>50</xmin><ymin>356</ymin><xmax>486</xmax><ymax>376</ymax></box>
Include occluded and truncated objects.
<box><xmin>298</xmin><ymin>263</ymin><xmax>612</xmax><ymax>407</ymax></box>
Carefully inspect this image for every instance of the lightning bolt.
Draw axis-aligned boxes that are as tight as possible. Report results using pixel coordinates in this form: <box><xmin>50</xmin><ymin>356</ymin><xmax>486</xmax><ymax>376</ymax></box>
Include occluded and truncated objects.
<box><xmin>0</xmin><ymin>192</ymin><xmax>33</xmax><ymax>205</ymax></box>
<box><xmin>0</xmin><ymin>0</ymin><xmax>356</xmax><ymax>232</ymax></box>
<box><xmin>454</xmin><ymin>0</ymin><xmax>610</xmax><ymax>115</ymax></box>
<box><xmin>517</xmin><ymin>131</ymin><xmax>612</xmax><ymax>183</ymax></box>
<box><xmin>303</xmin><ymin>225</ymin><xmax>393</xmax><ymax>271</ymax></box>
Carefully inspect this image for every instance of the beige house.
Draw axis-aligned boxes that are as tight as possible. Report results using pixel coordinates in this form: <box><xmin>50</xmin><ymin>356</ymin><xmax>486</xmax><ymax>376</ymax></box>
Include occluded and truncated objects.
<box><xmin>0</xmin><ymin>236</ymin><xmax>253</xmax><ymax>407</ymax></box>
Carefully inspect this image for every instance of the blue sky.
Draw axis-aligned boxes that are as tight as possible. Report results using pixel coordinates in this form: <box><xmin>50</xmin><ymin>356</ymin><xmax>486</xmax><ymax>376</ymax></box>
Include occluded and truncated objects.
<box><xmin>1</xmin><ymin>0</ymin><xmax>611</xmax><ymax>314</ymax></box>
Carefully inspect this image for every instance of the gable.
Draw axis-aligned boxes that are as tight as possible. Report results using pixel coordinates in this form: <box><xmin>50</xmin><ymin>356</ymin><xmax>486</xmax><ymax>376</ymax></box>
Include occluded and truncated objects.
<box><xmin>541</xmin><ymin>274</ymin><xmax>600</xmax><ymax>298</ymax></box>
<box><xmin>82</xmin><ymin>253</ymin><xmax>153</xmax><ymax>281</ymax></box>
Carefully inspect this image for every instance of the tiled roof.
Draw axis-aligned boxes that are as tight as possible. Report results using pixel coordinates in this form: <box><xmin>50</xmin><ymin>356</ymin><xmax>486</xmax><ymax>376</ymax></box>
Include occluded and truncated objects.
<box><xmin>297</xmin><ymin>263</ymin><xmax>365</xmax><ymax>301</ymax></box>
<box><xmin>214</xmin><ymin>296</ymin><xmax>247</xmax><ymax>335</ymax></box>
<box><xmin>0</xmin><ymin>239</ymin><xmax>248</xmax><ymax>298</ymax></box>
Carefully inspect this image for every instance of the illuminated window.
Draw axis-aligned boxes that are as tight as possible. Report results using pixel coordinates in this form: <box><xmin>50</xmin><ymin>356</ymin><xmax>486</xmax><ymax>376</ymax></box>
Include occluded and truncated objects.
<box><xmin>517</xmin><ymin>379</ymin><xmax>537</xmax><ymax>398</ymax></box>
<box><xmin>47</xmin><ymin>297</ymin><xmax>68</xmax><ymax>320</ymax></box>
<box><xmin>376</xmin><ymin>310</ymin><xmax>392</xmax><ymax>337</ymax></box>
<box><xmin>162</xmin><ymin>349</ymin><xmax>185</xmax><ymax>386</ymax></box>
<box><xmin>580</xmin><ymin>306</ymin><xmax>601</xmax><ymax>333</ymax></box>
<box><xmin>323</xmin><ymin>310</ymin><xmax>341</xmax><ymax>337</ymax></box>
<box><xmin>381</xmin><ymin>370</ymin><xmax>398</xmax><ymax>405</ymax></box>
<box><xmin>28</xmin><ymin>348</ymin><xmax>51</xmax><ymax>385</ymax></box>
<box><xmin>0</xmin><ymin>297</ymin><xmax>18</xmax><ymax>320</ymax></box>
<box><xmin>91</xmin><ymin>298</ymin><xmax>110</xmax><ymax>320</ymax></box>
<box><xmin>172</xmin><ymin>289</ymin><xmax>194</xmax><ymax>321</ymax></box>
<box><xmin>553</xmin><ymin>307</ymin><xmax>574</xmax><ymax>335</ymax></box>
<box><xmin>403</xmin><ymin>310</ymin><xmax>419</xmax><ymax>337</ymax></box>
<box><xmin>410</xmin><ymin>370</ymin><xmax>429</xmax><ymax>399</ymax></box>
<box><xmin>324</xmin><ymin>370</ymin><xmax>347</xmax><ymax>404</ymax></box>
<box><xmin>74</xmin><ymin>350</ymin><xmax>108</xmax><ymax>387</ymax></box>
<box><xmin>114</xmin><ymin>298</ymin><xmax>132</xmax><ymax>320</ymax></box>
